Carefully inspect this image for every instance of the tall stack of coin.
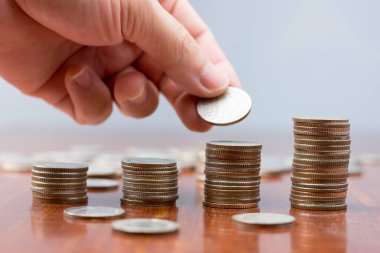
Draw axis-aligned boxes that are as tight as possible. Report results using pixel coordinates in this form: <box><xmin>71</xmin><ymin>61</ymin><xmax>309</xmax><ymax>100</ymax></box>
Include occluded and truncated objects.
<box><xmin>203</xmin><ymin>141</ymin><xmax>262</xmax><ymax>209</ymax></box>
<box><xmin>290</xmin><ymin>117</ymin><xmax>351</xmax><ymax>211</ymax></box>
<box><xmin>121</xmin><ymin>158</ymin><xmax>178</xmax><ymax>206</ymax></box>
<box><xmin>31</xmin><ymin>162</ymin><xmax>88</xmax><ymax>204</ymax></box>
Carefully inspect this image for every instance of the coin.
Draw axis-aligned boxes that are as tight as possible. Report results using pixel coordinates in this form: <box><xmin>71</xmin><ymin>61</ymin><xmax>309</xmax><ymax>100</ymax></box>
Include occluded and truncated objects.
<box><xmin>348</xmin><ymin>164</ymin><xmax>363</xmax><ymax>175</ymax></box>
<box><xmin>86</xmin><ymin>178</ymin><xmax>119</xmax><ymax>189</ymax></box>
<box><xmin>33</xmin><ymin>162</ymin><xmax>88</xmax><ymax>173</ymax></box>
<box><xmin>290</xmin><ymin>202</ymin><xmax>347</xmax><ymax>211</ymax></box>
<box><xmin>295</xmin><ymin>138</ymin><xmax>351</xmax><ymax>145</ymax></box>
<box><xmin>203</xmin><ymin>201</ymin><xmax>258</xmax><ymax>209</ymax></box>
<box><xmin>31</xmin><ymin>181</ymin><xmax>87</xmax><ymax>189</ymax></box>
<box><xmin>232</xmin><ymin>213</ymin><xmax>295</xmax><ymax>226</ymax></box>
<box><xmin>197</xmin><ymin>87</ymin><xmax>252</xmax><ymax>125</ymax></box>
<box><xmin>32</xmin><ymin>175</ymin><xmax>87</xmax><ymax>183</ymax></box>
<box><xmin>290</xmin><ymin>117</ymin><xmax>350</xmax><ymax>210</ymax></box>
<box><xmin>112</xmin><ymin>218</ymin><xmax>179</xmax><ymax>234</ymax></box>
<box><xmin>294</xmin><ymin>151</ymin><xmax>351</xmax><ymax>159</ymax></box>
<box><xmin>294</xmin><ymin>144</ymin><xmax>351</xmax><ymax>152</ymax></box>
<box><xmin>294</xmin><ymin>134</ymin><xmax>350</xmax><ymax>141</ymax></box>
<box><xmin>122</xmin><ymin>158</ymin><xmax>176</xmax><ymax>167</ymax></box>
<box><xmin>205</xmin><ymin>179</ymin><xmax>260</xmax><ymax>186</ymax></box>
<box><xmin>203</xmin><ymin>140</ymin><xmax>262</xmax><ymax>208</ymax></box>
<box><xmin>291</xmin><ymin>185</ymin><xmax>348</xmax><ymax>193</ymax></box>
<box><xmin>33</xmin><ymin>196</ymin><xmax>88</xmax><ymax>204</ymax></box>
<box><xmin>207</xmin><ymin>141</ymin><xmax>262</xmax><ymax>151</ymax></box>
<box><xmin>293</xmin><ymin>157</ymin><xmax>350</xmax><ymax>164</ymax></box>
<box><xmin>291</xmin><ymin>177</ymin><xmax>347</xmax><ymax>184</ymax></box>
<box><xmin>205</xmin><ymin>161</ymin><xmax>261</xmax><ymax>169</ymax></box>
<box><xmin>32</xmin><ymin>191</ymin><xmax>87</xmax><ymax>199</ymax></box>
<box><xmin>120</xmin><ymin>198</ymin><xmax>177</xmax><ymax>207</ymax></box>
<box><xmin>123</xmin><ymin>176</ymin><xmax>177</xmax><ymax>183</ymax></box>
<box><xmin>292</xmin><ymin>117</ymin><xmax>349</xmax><ymax>124</ymax></box>
<box><xmin>294</xmin><ymin>125</ymin><xmax>350</xmax><ymax>133</ymax></box>
<box><xmin>206</xmin><ymin>148</ymin><xmax>262</xmax><ymax>156</ymax></box>
<box><xmin>204</xmin><ymin>184</ymin><xmax>259</xmax><ymax>190</ymax></box>
<box><xmin>206</xmin><ymin>153</ymin><xmax>261</xmax><ymax>160</ymax></box>
<box><xmin>122</xmin><ymin>169</ymin><xmax>178</xmax><ymax>176</ymax></box>
<box><xmin>32</xmin><ymin>170</ymin><xmax>87</xmax><ymax>178</ymax></box>
<box><xmin>292</xmin><ymin>172</ymin><xmax>349</xmax><ymax>179</ymax></box>
<box><xmin>0</xmin><ymin>154</ymin><xmax>33</xmax><ymax>172</ymax></box>
<box><xmin>206</xmin><ymin>157</ymin><xmax>261</xmax><ymax>164</ymax></box>
<box><xmin>64</xmin><ymin>206</ymin><xmax>125</xmax><ymax>219</ymax></box>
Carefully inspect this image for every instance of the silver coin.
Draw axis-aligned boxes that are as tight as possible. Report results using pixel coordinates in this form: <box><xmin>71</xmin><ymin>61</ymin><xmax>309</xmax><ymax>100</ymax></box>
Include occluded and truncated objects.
<box><xmin>197</xmin><ymin>87</ymin><xmax>252</xmax><ymax>126</ymax></box>
<box><xmin>112</xmin><ymin>218</ymin><xmax>179</xmax><ymax>234</ymax></box>
<box><xmin>34</xmin><ymin>162</ymin><xmax>88</xmax><ymax>169</ymax></box>
<box><xmin>86</xmin><ymin>178</ymin><xmax>119</xmax><ymax>189</ymax></box>
<box><xmin>64</xmin><ymin>206</ymin><xmax>125</xmax><ymax>219</ymax></box>
<box><xmin>232</xmin><ymin>213</ymin><xmax>295</xmax><ymax>226</ymax></box>
<box><xmin>122</xmin><ymin>158</ymin><xmax>176</xmax><ymax>167</ymax></box>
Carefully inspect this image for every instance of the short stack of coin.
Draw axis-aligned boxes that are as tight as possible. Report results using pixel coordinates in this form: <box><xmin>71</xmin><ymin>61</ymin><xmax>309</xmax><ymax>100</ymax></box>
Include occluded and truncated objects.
<box><xmin>203</xmin><ymin>141</ymin><xmax>262</xmax><ymax>209</ymax></box>
<box><xmin>290</xmin><ymin>117</ymin><xmax>351</xmax><ymax>211</ymax></box>
<box><xmin>121</xmin><ymin>158</ymin><xmax>178</xmax><ymax>206</ymax></box>
<box><xmin>31</xmin><ymin>162</ymin><xmax>88</xmax><ymax>204</ymax></box>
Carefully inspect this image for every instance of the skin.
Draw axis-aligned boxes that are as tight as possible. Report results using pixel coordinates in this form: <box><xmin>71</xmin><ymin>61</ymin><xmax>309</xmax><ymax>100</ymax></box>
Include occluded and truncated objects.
<box><xmin>0</xmin><ymin>0</ymin><xmax>241</xmax><ymax>132</ymax></box>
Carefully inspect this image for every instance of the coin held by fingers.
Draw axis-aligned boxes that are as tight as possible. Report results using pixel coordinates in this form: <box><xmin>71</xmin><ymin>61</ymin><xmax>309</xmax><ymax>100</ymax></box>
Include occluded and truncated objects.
<box><xmin>196</xmin><ymin>87</ymin><xmax>252</xmax><ymax>126</ymax></box>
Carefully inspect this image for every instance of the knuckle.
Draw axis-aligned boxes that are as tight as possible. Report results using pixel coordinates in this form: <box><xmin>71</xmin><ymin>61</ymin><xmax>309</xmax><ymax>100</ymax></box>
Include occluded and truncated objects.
<box><xmin>121</xmin><ymin>0</ymin><xmax>151</xmax><ymax>40</ymax></box>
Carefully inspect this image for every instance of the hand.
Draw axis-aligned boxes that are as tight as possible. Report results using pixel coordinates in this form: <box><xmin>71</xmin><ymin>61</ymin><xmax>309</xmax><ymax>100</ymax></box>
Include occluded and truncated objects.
<box><xmin>0</xmin><ymin>0</ymin><xmax>241</xmax><ymax>131</ymax></box>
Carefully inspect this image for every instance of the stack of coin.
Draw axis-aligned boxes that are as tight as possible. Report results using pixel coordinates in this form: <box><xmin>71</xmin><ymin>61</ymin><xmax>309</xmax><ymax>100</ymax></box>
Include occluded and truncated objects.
<box><xmin>203</xmin><ymin>141</ymin><xmax>262</xmax><ymax>209</ymax></box>
<box><xmin>31</xmin><ymin>162</ymin><xmax>88</xmax><ymax>204</ymax></box>
<box><xmin>121</xmin><ymin>158</ymin><xmax>178</xmax><ymax>206</ymax></box>
<box><xmin>290</xmin><ymin>117</ymin><xmax>351</xmax><ymax>211</ymax></box>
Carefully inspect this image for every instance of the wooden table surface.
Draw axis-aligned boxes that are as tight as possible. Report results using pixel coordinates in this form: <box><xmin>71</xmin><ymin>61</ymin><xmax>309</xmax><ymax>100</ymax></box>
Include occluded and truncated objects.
<box><xmin>0</xmin><ymin>165</ymin><xmax>379</xmax><ymax>253</ymax></box>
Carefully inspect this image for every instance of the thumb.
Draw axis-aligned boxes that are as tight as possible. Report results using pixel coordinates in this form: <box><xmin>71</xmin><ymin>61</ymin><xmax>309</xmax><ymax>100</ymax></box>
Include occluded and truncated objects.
<box><xmin>14</xmin><ymin>0</ymin><xmax>229</xmax><ymax>98</ymax></box>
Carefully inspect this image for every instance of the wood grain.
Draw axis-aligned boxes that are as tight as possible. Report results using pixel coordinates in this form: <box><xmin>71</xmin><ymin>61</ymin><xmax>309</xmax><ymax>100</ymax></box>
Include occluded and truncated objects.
<box><xmin>0</xmin><ymin>166</ymin><xmax>379</xmax><ymax>253</ymax></box>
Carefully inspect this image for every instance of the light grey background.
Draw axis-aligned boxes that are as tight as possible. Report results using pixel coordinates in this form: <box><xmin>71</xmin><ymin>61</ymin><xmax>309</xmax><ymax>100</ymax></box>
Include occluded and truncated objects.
<box><xmin>0</xmin><ymin>0</ymin><xmax>379</xmax><ymax>134</ymax></box>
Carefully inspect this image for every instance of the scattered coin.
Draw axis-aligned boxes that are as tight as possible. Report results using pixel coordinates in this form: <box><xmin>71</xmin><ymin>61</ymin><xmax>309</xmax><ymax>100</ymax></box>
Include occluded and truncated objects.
<box><xmin>64</xmin><ymin>206</ymin><xmax>125</xmax><ymax>219</ymax></box>
<box><xmin>87</xmin><ymin>165</ymin><xmax>120</xmax><ymax>178</ymax></box>
<box><xmin>290</xmin><ymin>118</ymin><xmax>350</xmax><ymax>211</ymax></box>
<box><xmin>87</xmin><ymin>178</ymin><xmax>119</xmax><ymax>189</ymax></box>
<box><xmin>197</xmin><ymin>87</ymin><xmax>252</xmax><ymax>126</ymax></box>
<box><xmin>348</xmin><ymin>163</ymin><xmax>363</xmax><ymax>175</ymax></box>
<box><xmin>356</xmin><ymin>154</ymin><xmax>380</xmax><ymax>166</ymax></box>
<box><xmin>112</xmin><ymin>218</ymin><xmax>179</xmax><ymax>234</ymax></box>
<box><xmin>0</xmin><ymin>153</ymin><xmax>33</xmax><ymax>172</ymax></box>
<box><xmin>232</xmin><ymin>213</ymin><xmax>295</xmax><ymax>226</ymax></box>
<box><xmin>260</xmin><ymin>155</ymin><xmax>292</xmax><ymax>175</ymax></box>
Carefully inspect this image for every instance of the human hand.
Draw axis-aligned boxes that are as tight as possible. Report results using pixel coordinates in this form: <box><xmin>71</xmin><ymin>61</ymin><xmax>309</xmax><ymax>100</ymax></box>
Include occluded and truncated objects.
<box><xmin>0</xmin><ymin>0</ymin><xmax>241</xmax><ymax>131</ymax></box>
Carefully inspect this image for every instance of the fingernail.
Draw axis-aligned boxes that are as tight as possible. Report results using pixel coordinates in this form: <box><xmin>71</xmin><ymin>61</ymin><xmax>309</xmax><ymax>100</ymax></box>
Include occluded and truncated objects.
<box><xmin>125</xmin><ymin>85</ymin><xmax>147</xmax><ymax>105</ymax></box>
<box><xmin>200</xmin><ymin>63</ymin><xmax>229</xmax><ymax>91</ymax></box>
<box><xmin>69</xmin><ymin>65</ymin><xmax>92</xmax><ymax>89</ymax></box>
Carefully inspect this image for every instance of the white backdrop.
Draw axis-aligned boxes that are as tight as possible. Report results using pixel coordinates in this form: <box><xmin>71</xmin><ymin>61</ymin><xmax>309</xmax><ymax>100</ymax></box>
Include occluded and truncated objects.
<box><xmin>0</xmin><ymin>0</ymin><xmax>379</xmax><ymax>133</ymax></box>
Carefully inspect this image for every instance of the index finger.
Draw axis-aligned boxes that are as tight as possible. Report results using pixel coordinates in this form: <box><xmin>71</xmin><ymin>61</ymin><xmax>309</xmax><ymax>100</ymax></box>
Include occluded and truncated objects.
<box><xmin>159</xmin><ymin>0</ymin><xmax>241</xmax><ymax>87</ymax></box>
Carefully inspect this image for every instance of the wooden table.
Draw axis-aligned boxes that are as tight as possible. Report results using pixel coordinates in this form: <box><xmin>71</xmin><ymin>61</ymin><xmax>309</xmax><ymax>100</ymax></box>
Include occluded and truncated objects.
<box><xmin>0</xmin><ymin>166</ymin><xmax>379</xmax><ymax>253</ymax></box>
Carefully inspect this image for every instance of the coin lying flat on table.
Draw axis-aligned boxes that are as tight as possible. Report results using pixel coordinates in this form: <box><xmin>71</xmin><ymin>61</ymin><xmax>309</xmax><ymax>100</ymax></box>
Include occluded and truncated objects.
<box><xmin>197</xmin><ymin>87</ymin><xmax>252</xmax><ymax>126</ymax></box>
<box><xmin>86</xmin><ymin>178</ymin><xmax>119</xmax><ymax>189</ymax></box>
<box><xmin>232</xmin><ymin>213</ymin><xmax>295</xmax><ymax>226</ymax></box>
<box><xmin>112</xmin><ymin>218</ymin><xmax>179</xmax><ymax>234</ymax></box>
<box><xmin>63</xmin><ymin>206</ymin><xmax>125</xmax><ymax>219</ymax></box>
<box><xmin>64</xmin><ymin>206</ymin><xmax>125</xmax><ymax>219</ymax></box>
